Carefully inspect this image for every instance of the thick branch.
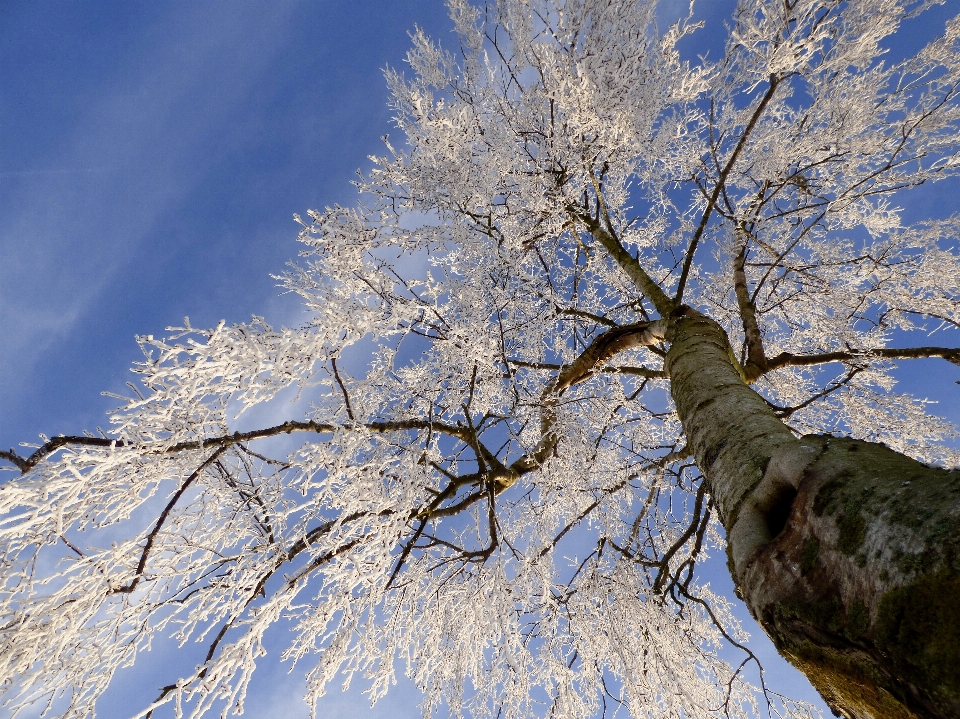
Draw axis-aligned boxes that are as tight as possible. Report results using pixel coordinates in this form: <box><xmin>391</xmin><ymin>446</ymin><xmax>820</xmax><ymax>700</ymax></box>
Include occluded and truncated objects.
<box><xmin>675</xmin><ymin>76</ymin><xmax>781</xmax><ymax>304</ymax></box>
<box><xmin>507</xmin><ymin>358</ymin><xmax>666</xmax><ymax>379</ymax></box>
<box><xmin>592</xmin><ymin>226</ymin><xmax>676</xmax><ymax>316</ymax></box>
<box><xmin>509</xmin><ymin>320</ymin><xmax>669</xmax><ymax>477</ymax></box>
<box><xmin>732</xmin><ymin>239</ymin><xmax>768</xmax><ymax>380</ymax></box>
<box><xmin>552</xmin><ymin>321</ymin><xmax>669</xmax><ymax>392</ymax></box>
<box><xmin>569</xmin><ymin>209</ymin><xmax>675</xmax><ymax>316</ymax></box>
<box><xmin>765</xmin><ymin>346</ymin><xmax>960</xmax><ymax>372</ymax></box>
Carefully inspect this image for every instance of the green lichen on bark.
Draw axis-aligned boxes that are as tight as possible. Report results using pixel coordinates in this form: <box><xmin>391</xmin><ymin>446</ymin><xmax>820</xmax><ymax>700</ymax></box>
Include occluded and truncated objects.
<box><xmin>837</xmin><ymin>510</ymin><xmax>867</xmax><ymax>555</ymax></box>
<box><xmin>775</xmin><ymin>596</ymin><xmax>844</xmax><ymax>635</ymax></box>
<box><xmin>812</xmin><ymin>476</ymin><xmax>846</xmax><ymax>517</ymax></box>
<box><xmin>765</xmin><ymin>438</ymin><xmax>960</xmax><ymax>718</ymax></box>
<box><xmin>801</xmin><ymin>538</ymin><xmax>820</xmax><ymax>574</ymax></box>
<box><xmin>784</xmin><ymin>640</ymin><xmax>917</xmax><ymax>719</ymax></box>
<box><xmin>875</xmin><ymin>573</ymin><xmax>960</xmax><ymax>709</ymax></box>
<box><xmin>773</xmin><ymin>595</ymin><xmax>868</xmax><ymax>641</ymax></box>
<box><xmin>846</xmin><ymin>602</ymin><xmax>869</xmax><ymax>640</ymax></box>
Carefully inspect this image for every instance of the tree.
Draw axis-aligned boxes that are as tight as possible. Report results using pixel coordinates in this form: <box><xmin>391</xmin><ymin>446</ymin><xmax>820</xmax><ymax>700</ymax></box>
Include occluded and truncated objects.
<box><xmin>2</xmin><ymin>0</ymin><xmax>960</xmax><ymax>717</ymax></box>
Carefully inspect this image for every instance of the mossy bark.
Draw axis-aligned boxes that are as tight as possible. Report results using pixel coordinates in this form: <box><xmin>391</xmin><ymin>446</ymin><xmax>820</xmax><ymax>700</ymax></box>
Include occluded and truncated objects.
<box><xmin>666</xmin><ymin>314</ymin><xmax>960</xmax><ymax>719</ymax></box>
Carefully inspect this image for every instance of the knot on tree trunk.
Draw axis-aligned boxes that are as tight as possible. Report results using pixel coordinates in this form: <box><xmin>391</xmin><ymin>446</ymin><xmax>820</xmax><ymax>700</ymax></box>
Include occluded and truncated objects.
<box><xmin>742</xmin><ymin>437</ymin><xmax>960</xmax><ymax>719</ymax></box>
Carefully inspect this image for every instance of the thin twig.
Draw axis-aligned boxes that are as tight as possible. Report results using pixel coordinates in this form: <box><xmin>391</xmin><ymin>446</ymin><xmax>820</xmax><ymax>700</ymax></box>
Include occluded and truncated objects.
<box><xmin>330</xmin><ymin>357</ymin><xmax>355</xmax><ymax>421</ymax></box>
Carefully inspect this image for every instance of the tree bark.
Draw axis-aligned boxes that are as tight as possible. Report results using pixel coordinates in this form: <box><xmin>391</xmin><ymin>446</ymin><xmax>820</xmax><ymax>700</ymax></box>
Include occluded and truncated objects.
<box><xmin>665</xmin><ymin>312</ymin><xmax>960</xmax><ymax>719</ymax></box>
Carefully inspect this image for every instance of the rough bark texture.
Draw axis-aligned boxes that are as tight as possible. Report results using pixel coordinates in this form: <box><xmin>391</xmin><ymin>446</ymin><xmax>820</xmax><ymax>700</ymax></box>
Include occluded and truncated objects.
<box><xmin>666</xmin><ymin>313</ymin><xmax>960</xmax><ymax>719</ymax></box>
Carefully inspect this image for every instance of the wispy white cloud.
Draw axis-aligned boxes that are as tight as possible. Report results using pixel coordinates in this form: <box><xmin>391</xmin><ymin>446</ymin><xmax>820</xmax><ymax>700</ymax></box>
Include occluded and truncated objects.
<box><xmin>0</xmin><ymin>2</ymin><xmax>303</xmax><ymax>416</ymax></box>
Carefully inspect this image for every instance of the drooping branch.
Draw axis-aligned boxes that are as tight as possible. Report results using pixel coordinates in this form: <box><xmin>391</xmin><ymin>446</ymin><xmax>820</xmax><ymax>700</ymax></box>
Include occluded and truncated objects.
<box><xmin>145</xmin><ymin>532</ymin><xmax>367</xmax><ymax>719</ymax></box>
<box><xmin>215</xmin><ymin>455</ymin><xmax>275</xmax><ymax>544</ymax></box>
<box><xmin>146</xmin><ymin>458</ymin><xmax>514</xmax><ymax>713</ymax></box>
<box><xmin>113</xmin><ymin>446</ymin><xmax>229</xmax><ymax>595</ymax></box>
<box><xmin>652</xmin><ymin>480</ymin><xmax>709</xmax><ymax>594</ymax></box>
<box><xmin>0</xmin><ymin>419</ymin><xmax>474</xmax><ymax>474</ymax></box>
<box><xmin>285</xmin><ymin>510</ymin><xmax>372</xmax><ymax>561</ymax></box>
<box><xmin>607</xmin><ymin>458</ymin><xmax>710</xmax><ymax>594</ymax></box>
<box><xmin>2</xmin><ymin>411</ymin><xmax>515</xmax><ymax>575</ymax></box>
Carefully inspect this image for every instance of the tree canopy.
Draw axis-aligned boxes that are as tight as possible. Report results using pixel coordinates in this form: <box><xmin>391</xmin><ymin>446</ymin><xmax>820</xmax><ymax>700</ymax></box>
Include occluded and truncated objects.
<box><xmin>3</xmin><ymin>1</ymin><xmax>960</xmax><ymax>718</ymax></box>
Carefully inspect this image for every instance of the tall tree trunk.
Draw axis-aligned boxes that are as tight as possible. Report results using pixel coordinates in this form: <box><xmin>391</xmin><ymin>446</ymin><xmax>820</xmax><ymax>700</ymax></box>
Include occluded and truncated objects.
<box><xmin>665</xmin><ymin>312</ymin><xmax>960</xmax><ymax>719</ymax></box>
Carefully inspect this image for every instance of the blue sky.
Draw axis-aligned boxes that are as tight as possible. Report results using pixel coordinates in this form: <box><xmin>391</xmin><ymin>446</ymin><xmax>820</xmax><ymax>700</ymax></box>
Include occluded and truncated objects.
<box><xmin>0</xmin><ymin>0</ymin><xmax>451</xmax><ymax>443</ymax></box>
<box><xmin>2</xmin><ymin>2</ymin><xmax>958</xmax><ymax>718</ymax></box>
<box><xmin>1</xmin><ymin>3</ymin><xmax>451</xmax><ymax>716</ymax></box>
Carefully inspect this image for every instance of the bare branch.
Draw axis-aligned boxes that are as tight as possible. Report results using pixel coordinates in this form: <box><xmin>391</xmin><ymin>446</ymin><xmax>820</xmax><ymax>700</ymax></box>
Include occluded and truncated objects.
<box><xmin>330</xmin><ymin>357</ymin><xmax>355</xmax><ymax>421</ymax></box>
<box><xmin>732</xmin><ymin>236</ymin><xmax>768</xmax><ymax>380</ymax></box>
<box><xmin>765</xmin><ymin>346</ymin><xmax>960</xmax><ymax>374</ymax></box>
<box><xmin>675</xmin><ymin>75</ymin><xmax>782</xmax><ymax>304</ymax></box>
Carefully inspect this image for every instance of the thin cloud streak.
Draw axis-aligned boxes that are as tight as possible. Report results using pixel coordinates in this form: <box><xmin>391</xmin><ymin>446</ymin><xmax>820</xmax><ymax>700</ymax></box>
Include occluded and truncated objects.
<box><xmin>0</xmin><ymin>2</ymin><xmax>302</xmax><ymax>421</ymax></box>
